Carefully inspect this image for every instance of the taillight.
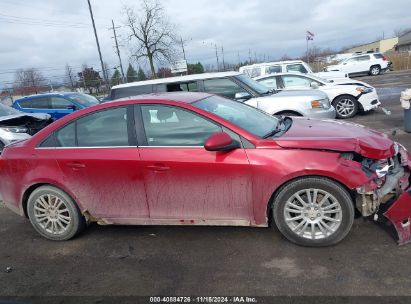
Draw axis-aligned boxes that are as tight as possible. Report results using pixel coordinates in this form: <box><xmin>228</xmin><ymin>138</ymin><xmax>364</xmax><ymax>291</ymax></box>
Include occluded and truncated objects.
<box><xmin>382</xmin><ymin>55</ymin><xmax>388</xmax><ymax>61</ymax></box>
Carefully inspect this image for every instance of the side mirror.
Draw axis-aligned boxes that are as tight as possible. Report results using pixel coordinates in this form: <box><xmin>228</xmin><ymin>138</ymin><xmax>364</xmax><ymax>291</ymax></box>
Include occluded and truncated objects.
<box><xmin>310</xmin><ymin>82</ymin><xmax>319</xmax><ymax>89</ymax></box>
<box><xmin>343</xmin><ymin>62</ymin><xmax>347</xmax><ymax>65</ymax></box>
<box><xmin>67</xmin><ymin>105</ymin><xmax>76</xmax><ymax>111</ymax></box>
<box><xmin>204</xmin><ymin>132</ymin><xmax>240</xmax><ymax>152</ymax></box>
<box><xmin>234</xmin><ymin>92</ymin><xmax>251</xmax><ymax>101</ymax></box>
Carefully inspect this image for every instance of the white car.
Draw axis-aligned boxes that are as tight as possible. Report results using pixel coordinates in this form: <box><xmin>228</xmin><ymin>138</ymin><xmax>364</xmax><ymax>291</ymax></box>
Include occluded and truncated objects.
<box><xmin>255</xmin><ymin>73</ymin><xmax>380</xmax><ymax>119</ymax></box>
<box><xmin>110</xmin><ymin>71</ymin><xmax>336</xmax><ymax>119</ymax></box>
<box><xmin>324</xmin><ymin>53</ymin><xmax>391</xmax><ymax>76</ymax></box>
<box><xmin>239</xmin><ymin>60</ymin><xmax>347</xmax><ymax>81</ymax></box>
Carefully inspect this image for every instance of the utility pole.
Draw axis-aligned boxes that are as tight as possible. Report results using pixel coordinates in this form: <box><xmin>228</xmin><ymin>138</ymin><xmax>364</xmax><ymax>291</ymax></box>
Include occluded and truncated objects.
<box><xmin>248</xmin><ymin>49</ymin><xmax>252</xmax><ymax>63</ymax></box>
<box><xmin>109</xmin><ymin>19</ymin><xmax>125</xmax><ymax>83</ymax></box>
<box><xmin>215</xmin><ymin>44</ymin><xmax>220</xmax><ymax>72</ymax></box>
<box><xmin>87</xmin><ymin>0</ymin><xmax>109</xmax><ymax>88</ymax></box>
<box><xmin>180</xmin><ymin>37</ymin><xmax>187</xmax><ymax>61</ymax></box>
<box><xmin>221</xmin><ymin>46</ymin><xmax>226</xmax><ymax>71</ymax></box>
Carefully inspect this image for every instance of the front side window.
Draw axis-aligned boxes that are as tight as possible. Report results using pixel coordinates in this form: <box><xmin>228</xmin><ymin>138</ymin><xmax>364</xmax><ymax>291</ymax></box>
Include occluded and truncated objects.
<box><xmin>141</xmin><ymin>105</ymin><xmax>221</xmax><ymax>146</ymax></box>
<box><xmin>50</xmin><ymin>97</ymin><xmax>74</xmax><ymax>109</ymax></box>
<box><xmin>203</xmin><ymin>78</ymin><xmax>247</xmax><ymax>99</ymax></box>
<box><xmin>18</xmin><ymin>97</ymin><xmax>49</xmax><ymax>109</ymax></box>
<box><xmin>53</xmin><ymin>107</ymin><xmax>130</xmax><ymax>147</ymax></box>
<box><xmin>286</xmin><ymin>64</ymin><xmax>308</xmax><ymax>73</ymax></box>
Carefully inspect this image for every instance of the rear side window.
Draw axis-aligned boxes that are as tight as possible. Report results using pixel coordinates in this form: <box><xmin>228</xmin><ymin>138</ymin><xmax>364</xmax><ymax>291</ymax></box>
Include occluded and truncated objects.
<box><xmin>51</xmin><ymin>107</ymin><xmax>131</xmax><ymax>147</ymax></box>
<box><xmin>357</xmin><ymin>55</ymin><xmax>370</xmax><ymax>61</ymax></box>
<box><xmin>18</xmin><ymin>97</ymin><xmax>50</xmax><ymax>109</ymax></box>
<box><xmin>373</xmin><ymin>53</ymin><xmax>384</xmax><ymax>59</ymax></box>
<box><xmin>166</xmin><ymin>81</ymin><xmax>198</xmax><ymax>92</ymax></box>
<box><xmin>111</xmin><ymin>85</ymin><xmax>153</xmax><ymax>99</ymax></box>
<box><xmin>258</xmin><ymin>77</ymin><xmax>278</xmax><ymax>89</ymax></box>
<box><xmin>265</xmin><ymin>65</ymin><xmax>281</xmax><ymax>74</ymax></box>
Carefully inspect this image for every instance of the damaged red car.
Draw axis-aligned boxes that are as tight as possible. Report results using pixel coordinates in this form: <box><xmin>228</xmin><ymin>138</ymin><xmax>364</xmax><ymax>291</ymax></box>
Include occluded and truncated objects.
<box><xmin>0</xmin><ymin>92</ymin><xmax>409</xmax><ymax>246</ymax></box>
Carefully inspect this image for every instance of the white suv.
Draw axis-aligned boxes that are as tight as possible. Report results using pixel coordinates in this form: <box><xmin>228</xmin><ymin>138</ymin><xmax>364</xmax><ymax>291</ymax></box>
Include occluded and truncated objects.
<box><xmin>324</xmin><ymin>53</ymin><xmax>390</xmax><ymax>76</ymax></box>
<box><xmin>239</xmin><ymin>60</ymin><xmax>347</xmax><ymax>80</ymax></box>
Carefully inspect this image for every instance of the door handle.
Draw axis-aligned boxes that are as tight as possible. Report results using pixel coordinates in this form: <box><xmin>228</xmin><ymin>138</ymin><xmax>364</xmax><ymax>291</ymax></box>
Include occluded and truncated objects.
<box><xmin>66</xmin><ymin>161</ymin><xmax>86</xmax><ymax>169</ymax></box>
<box><xmin>146</xmin><ymin>164</ymin><xmax>170</xmax><ymax>172</ymax></box>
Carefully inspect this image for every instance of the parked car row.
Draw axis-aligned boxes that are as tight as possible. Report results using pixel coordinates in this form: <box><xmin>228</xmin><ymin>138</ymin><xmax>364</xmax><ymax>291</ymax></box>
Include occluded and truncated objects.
<box><xmin>255</xmin><ymin>72</ymin><xmax>381</xmax><ymax>118</ymax></box>
<box><xmin>0</xmin><ymin>92</ymin><xmax>409</xmax><ymax>246</ymax></box>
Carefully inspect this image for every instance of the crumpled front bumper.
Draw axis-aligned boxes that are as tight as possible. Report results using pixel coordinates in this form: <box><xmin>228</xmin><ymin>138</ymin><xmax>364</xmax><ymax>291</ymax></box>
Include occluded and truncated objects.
<box><xmin>384</xmin><ymin>189</ymin><xmax>411</xmax><ymax>245</ymax></box>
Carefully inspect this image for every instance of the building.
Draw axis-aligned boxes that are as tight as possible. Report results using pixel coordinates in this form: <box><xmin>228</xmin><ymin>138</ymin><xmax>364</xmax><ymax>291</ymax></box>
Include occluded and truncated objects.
<box><xmin>396</xmin><ymin>31</ymin><xmax>411</xmax><ymax>52</ymax></box>
<box><xmin>345</xmin><ymin>37</ymin><xmax>398</xmax><ymax>53</ymax></box>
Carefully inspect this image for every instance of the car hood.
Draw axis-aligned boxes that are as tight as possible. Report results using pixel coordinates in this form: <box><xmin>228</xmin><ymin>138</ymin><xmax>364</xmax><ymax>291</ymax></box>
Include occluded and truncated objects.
<box><xmin>274</xmin><ymin>117</ymin><xmax>395</xmax><ymax>159</ymax></box>
<box><xmin>0</xmin><ymin>113</ymin><xmax>51</xmax><ymax>123</ymax></box>
<box><xmin>313</xmin><ymin>71</ymin><xmax>347</xmax><ymax>80</ymax></box>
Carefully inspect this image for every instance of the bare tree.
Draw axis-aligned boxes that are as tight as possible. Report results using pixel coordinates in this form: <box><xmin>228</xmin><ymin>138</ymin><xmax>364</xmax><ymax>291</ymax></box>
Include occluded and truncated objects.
<box><xmin>14</xmin><ymin>68</ymin><xmax>46</xmax><ymax>95</ymax></box>
<box><xmin>65</xmin><ymin>64</ymin><xmax>75</xmax><ymax>89</ymax></box>
<box><xmin>394</xmin><ymin>27</ymin><xmax>411</xmax><ymax>37</ymax></box>
<box><xmin>124</xmin><ymin>0</ymin><xmax>179</xmax><ymax>78</ymax></box>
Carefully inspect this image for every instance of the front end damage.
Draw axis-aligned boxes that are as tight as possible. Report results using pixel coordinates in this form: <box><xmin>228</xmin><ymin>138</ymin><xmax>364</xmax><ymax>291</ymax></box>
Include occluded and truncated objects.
<box><xmin>353</xmin><ymin>143</ymin><xmax>411</xmax><ymax>245</ymax></box>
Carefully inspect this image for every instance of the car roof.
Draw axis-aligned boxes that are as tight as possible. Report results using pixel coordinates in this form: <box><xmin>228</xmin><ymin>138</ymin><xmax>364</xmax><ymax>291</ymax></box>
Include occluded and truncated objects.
<box><xmin>255</xmin><ymin>72</ymin><xmax>322</xmax><ymax>80</ymax></box>
<box><xmin>14</xmin><ymin>92</ymin><xmax>83</xmax><ymax>101</ymax></box>
<box><xmin>240</xmin><ymin>60</ymin><xmax>304</xmax><ymax>69</ymax></box>
<box><xmin>111</xmin><ymin>71</ymin><xmax>241</xmax><ymax>89</ymax></box>
<box><xmin>110</xmin><ymin>92</ymin><xmax>213</xmax><ymax>104</ymax></box>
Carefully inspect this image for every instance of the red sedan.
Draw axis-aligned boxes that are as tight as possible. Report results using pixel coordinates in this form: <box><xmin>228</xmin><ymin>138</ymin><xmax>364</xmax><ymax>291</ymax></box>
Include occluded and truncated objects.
<box><xmin>0</xmin><ymin>92</ymin><xmax>409</xmax><ymax>246</ymax></box>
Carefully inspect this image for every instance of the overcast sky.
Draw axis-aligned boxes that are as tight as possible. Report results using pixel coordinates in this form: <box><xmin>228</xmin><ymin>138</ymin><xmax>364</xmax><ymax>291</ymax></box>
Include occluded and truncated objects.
<box><xmin>0</xmin><ymin>0</ymin><xmax>410</xmax><ymax>89</ymax></box>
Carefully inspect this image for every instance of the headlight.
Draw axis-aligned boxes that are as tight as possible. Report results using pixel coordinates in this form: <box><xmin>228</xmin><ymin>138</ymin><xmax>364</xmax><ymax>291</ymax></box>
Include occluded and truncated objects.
<box><xmin>356</xmin><ymin>87</ymin><xmax>373</xmax><ymax>93</ymax></box>
<box><xmin>0</xmin><ymin>127</ymin><xmax>28</xmax><ymax>133</ymax></box>
<box><xmin>311</xmin><ymin>98</ymin><xmax>331</xmax><ymax>109</ymax></box>
<box><xmin>375</xmin><ymin>159</ymin><xmax>394</xmax><ymax>178</ymax></box>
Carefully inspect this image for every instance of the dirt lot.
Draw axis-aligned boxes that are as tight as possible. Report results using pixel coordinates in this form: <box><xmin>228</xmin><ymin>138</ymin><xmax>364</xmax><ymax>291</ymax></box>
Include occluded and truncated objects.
<box><xmin>0</xmin><ymin>70</ymin><xmax>411</xmax><ymax>302</ymax></box>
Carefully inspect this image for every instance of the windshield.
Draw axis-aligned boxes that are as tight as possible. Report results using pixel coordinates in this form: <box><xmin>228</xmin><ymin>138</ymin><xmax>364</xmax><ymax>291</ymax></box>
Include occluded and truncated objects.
<box><xmin>67</xmin><ymin>93</ymin><xmax>99</xmax><ymax>106</ymax></box>
<box><xmin>193</xmin><ymin>95</ymin><xmax>278</xmax><ymax>138</ymax></box>
<box><xmin>0</xmin><ymin>103</ymin><xmax>21</xmax><ymax>116</ymax></box>
<box><xmin>234</xmin><ymin>74</ymin><xmax>271</xmax><ymax>95</ymax></box>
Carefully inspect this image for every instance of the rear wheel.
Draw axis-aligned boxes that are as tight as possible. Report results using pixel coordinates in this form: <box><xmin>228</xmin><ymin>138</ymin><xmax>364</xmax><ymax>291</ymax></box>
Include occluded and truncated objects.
<box><xmin>333</xmin><ymin>95</ymin><xmax>358</xmax><ymax>119</ymax></box>
<box><xmin>27</xmin><ymin>186</ymin><xmax>85</xmax><ymax>241</ymax></box>
<box><xmin>369</xmin><ymin>65</ymin><xmax>381</xmax><ymax>76</ymax></box>
<box><xmin>272</xmin><ymin>177</ymin><xmax>354</xmax><ymax>247</ymax></box>
<box><xmin>276</xmin><ymin>111</ymin><xmax>302</xmax><ymax>117</ymax></box>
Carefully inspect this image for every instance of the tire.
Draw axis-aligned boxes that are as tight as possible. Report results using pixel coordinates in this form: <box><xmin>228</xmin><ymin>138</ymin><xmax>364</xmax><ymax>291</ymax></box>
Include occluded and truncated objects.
<box><xmin>332</xmin><ymin>95</ymin><xmax>358</xmax><ymax>119</ymax></box>
<box><xmin>369</xmin><ymin>65</ymin><xmax>381</xmax><ymax>76</ymax></box>
<box><xmin>272</xmin><ymin>177</ymin><xmax>354</xmax><ymax>247</ymax></box>
<box><xmin>27</xmin><ymin>185</ymin><xmax>86</xmax><ymax>241</ymax></box>
<box><xmin>276</xmin><ymin>111</ymin><xmax>302</xmax><ymax>117</ymax></box>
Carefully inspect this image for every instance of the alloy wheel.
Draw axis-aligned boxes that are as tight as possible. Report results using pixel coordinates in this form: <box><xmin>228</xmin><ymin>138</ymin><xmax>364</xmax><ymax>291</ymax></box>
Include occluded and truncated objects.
<box><xmin>283</xmin><ymin>188</ymin><xmax>342</xmax><ymax>240</ymax></box>
<box><xmin>33</xmin><ymin>194</ymin><xmax>72</xmax><ymax>235</ymax></box>
<box><xmin>336</xmin><ymin>98</ymin><xmax>355</xmax><ymax>117</ymax></box>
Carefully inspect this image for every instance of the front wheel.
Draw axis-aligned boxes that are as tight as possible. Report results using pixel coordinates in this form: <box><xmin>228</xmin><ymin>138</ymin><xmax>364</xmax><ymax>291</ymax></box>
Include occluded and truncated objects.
<box><xmin>27</xmin><ymin>186</ymin><xmax>86</xmax><ymax>241</ymax></box>
<box><xmin>272</xmin><ymin>177</ymin><xmax>354</xmax><ymax>247</ymax></box>
<box><xmin>333</xmin><ymin>95</ymin><xmax>358</xmax><ymax>119</ymax></box>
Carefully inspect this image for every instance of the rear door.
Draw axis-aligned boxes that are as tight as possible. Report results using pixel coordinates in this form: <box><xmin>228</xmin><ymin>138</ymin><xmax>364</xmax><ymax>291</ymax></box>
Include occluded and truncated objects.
<box><xmin>17</xmin><ymin>96</ymin><xmax>51</xmax><ymax>116</ymax></box>
<box><xmin>136</xmin><ymin>104</ymin><xmax>253</xmax><ymax>224</ymax></box>
<box><xmin>38</xmin><ymin>106</ymin><xmax>149</xmax><ymax>221</ymax></box>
